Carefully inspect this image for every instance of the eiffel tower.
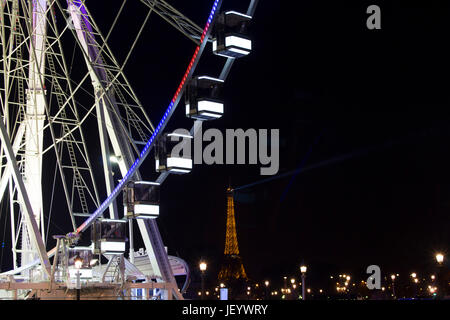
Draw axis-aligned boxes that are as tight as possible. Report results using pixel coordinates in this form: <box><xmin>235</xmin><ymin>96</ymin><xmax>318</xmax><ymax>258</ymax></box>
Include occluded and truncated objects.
<box><xmin>218</xmin><ymin>187</ymin><xmax>248</xmax><ymax>283</ymax></box>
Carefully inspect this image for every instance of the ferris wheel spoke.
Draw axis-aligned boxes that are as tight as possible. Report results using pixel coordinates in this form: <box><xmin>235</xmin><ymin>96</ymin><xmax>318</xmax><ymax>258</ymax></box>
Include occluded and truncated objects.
<box><xmin>62</xmin><ymin>2</ymin><xmax>153</xmax><ymax>155</ymax></box>
<box><xmin>140</xmin><ymin>0</ymin><xmax>204</xmax><ymax>45</ymax></box>
<box><xmin>0</xmin><ymin>122</ymin><xmax>24</xmax><ymax>202</ymax></box>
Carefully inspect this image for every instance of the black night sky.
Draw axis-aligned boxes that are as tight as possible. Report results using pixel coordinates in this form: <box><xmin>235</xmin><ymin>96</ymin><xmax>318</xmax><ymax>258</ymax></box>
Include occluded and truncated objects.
<box><xmin>1</xmin><ymin>0</ymin><xmax>450</xmax><ymax>293</ymax></box>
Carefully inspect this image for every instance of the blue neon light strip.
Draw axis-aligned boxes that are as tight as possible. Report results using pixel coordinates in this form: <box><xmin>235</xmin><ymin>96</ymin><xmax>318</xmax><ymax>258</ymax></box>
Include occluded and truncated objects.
<box><xmin>76</xmin><ymin>0</ymin><xmax>221</xmax><ymax>233</ymax></box>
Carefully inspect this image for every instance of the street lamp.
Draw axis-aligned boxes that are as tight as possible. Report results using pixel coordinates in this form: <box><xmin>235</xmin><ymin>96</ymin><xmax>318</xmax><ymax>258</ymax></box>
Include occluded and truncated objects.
<box><xmin>199</xmin><ymin>261</ymin><xmax>207</xmax><ymax>300</ymax></box>
<box><xmin>264</xmin><ymin>281</ymin><xmax>269</xmax><ymax>300</ymax></box>
<box><xmin>435</xmin><ymin>253</ymin><xmax>445</xmax><ymax>298</ymax></box>
<box><xmin>390</xmin><ymin>274</ymin><xmax>396</xmax><ymax>299</ymax></box>
<box><xmin>74</xmin><ymin>256</ymin><xmax>83</xmax><ymax>300</ymax></box>
<box><xmin>411</xmin><ymin>276</ymin><xmax>418</xmax><ymax>298</ymax></box>
<box><xmin>300</xmin><ymin>265</ymin><xmax>307</xmax><ymax>301</ymax></box>
<box><xmin>289</xmin><ymin>278</ymin><xmax>296</xmax><ymax>298</ymax></box>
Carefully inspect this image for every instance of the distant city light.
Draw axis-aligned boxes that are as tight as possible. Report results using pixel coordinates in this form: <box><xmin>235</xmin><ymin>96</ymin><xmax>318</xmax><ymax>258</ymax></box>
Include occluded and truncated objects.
<box><xmin>436</xmin><ymin>253</ymin><xmax>444</xmax><ymax>264</ymax></box>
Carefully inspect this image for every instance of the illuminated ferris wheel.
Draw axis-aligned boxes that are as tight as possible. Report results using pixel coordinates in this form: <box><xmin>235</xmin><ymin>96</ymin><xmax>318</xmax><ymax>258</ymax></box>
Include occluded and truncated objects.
<box><xmin>0</xmin><ymin>0</ymin><xmax>257</xmax><ymax>299</ymax></box>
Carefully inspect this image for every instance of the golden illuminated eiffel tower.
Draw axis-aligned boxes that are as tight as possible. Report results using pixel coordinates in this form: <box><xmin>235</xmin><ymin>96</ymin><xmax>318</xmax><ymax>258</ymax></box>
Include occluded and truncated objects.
<box><xmin>218</xmin><ymin>187</ymin><xmax>248</xmax><ymax>283</ymax></box>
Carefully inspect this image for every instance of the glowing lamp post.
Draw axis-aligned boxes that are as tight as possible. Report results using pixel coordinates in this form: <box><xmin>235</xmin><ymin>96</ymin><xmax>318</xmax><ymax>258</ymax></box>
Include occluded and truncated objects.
<box><xmin>74</xmin><ymin>256</ymin><xmax>83</xmax><ymax>300</ymax></box>
<box><xmin>300</xmin><ymin>265</ymin><xmax>307</xmax><ymax>301</ymax></box>
<box><xmin>264</xmin><ymin>280</ymin><xmax>270</xmax><ymax>300</ymax></box>
<box><xmin>391</xmin><ymin>274</ymin><xmax>396</xmax><ymax>299</ymax></box>
<box><xmin>410</xmin><ymin>273</ymin><xmax>418</xmax><ymax>298</ymax></box>
<box><xmin>289</xmin><ymin>278</ymin><xmax>296</xmax><ymax>298</ymax></box>
<box><xmin>435</xmin><ymin>253</ymin><xmax>445</xmax><ymax>298</ymax></box>
<box><xmin>199</xmin><ymin>261</ymin><xmax>207</xmax><ymax>300</ymax></box>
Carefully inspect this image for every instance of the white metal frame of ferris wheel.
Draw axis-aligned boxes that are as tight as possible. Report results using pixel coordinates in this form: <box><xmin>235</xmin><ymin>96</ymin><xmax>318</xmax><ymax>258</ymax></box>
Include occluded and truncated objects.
<box><xmin>0</xmin><ymin>0</ymin><xmax>258</xmax><ymax>299</ymax></box>
<box><xmin>0</xmin><ymin>0</ymin><xmax>218</xmax><ymax>299</ymax></box>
